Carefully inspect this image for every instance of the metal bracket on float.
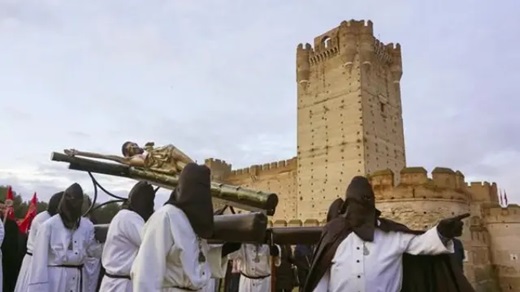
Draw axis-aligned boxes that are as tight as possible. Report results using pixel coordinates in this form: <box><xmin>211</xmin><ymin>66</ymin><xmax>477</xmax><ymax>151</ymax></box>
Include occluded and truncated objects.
<box><xmin>83</xmin><ymin>171</ymin><xmax>126</xmax><ymax>216</ymax></box>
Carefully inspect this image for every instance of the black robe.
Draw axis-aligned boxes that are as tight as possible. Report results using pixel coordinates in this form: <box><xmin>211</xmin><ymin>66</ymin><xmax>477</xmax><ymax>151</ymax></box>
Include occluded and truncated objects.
<box><xmin>2</xmin><ymin>218</ymin><xmax>24</xmax><ymax>292</ymax></box>
<box><xmin>304</xmin><ymin>217</ymin><xmax>475</xmax><ymax>292</ymax></box>
<box><xmin>275</xmin><ymin>245</ymin><xmax>297</xmax><ymax>290</ymax></box>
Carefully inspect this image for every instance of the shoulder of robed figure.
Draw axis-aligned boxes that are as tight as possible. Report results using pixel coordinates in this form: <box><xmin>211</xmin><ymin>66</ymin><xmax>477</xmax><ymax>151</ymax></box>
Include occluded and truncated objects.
<box><xmin>143</xmin><ymin>204</ymin><xmax>170</xmax><ymax>226</ymax></box>
<box><xmin>110</xmin><ymin>209</ymin><xmax>126</xmax><ymax>223</ymax></box>
<box><xmin>116</xmin><ymin>209</ymin><xmax>145</xmax><ymax>226</ymax></box>
<box><xmin>147</xmin><ymin>204</ymin><xmax>188</xmax><ymax>231</ymax></box>
<box><xmin>38</xmin><ymin>215</ymin><xmax>59</xmax><ymax>234</ymax></box>
<box><xmin>43</xmin><ymin>214</ymin><xmax>61</xmax><ymax>226</ymax></box>
<box><xmin>80</xmin><ymin>217</ymin><xmax>95</xmax><ymax>231</ymax></box>
<box><xmin>33</xmin><ymin>211</ymin><xmax>51</xmax><ymax>224</ymax></box>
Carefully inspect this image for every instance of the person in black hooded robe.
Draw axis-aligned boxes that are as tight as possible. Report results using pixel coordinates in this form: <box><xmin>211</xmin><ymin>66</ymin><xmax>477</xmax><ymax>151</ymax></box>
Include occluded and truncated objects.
<box><xmin>0</xmin><ymin>200</ymin><xmax>24</xmax><ymax>292</ymax></box>
<box><xmin>14</xmin><ymin>191</ymin><xmax>64</xmax><ymax>292</ymax></box>
<box><xmin>304</xmin><ymin>176</ymin><xmax>474</xmax><ymax>292</ymax></box>
<box><xmin>99</xmin><ymin>181</ymin><xmax>155</xmax><ymax>292</ymax></box>
<box><xmin>131</xmin><ymin>163</ymin><xmax>240</xmax><ymax>291</ymax></box>
<box><xmin>26</xmin><ymin>183</ymin><xmax>103</xmax><ymax>292</ymax></box>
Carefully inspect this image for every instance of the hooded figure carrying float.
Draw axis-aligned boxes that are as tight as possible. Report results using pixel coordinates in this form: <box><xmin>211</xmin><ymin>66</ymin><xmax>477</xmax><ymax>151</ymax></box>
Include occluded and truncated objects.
<box><xmin>131</xmin><ymin>163</ymin><xmax>240</xmax><ymax>291</ymax></box>
<box><xmin>227</xmin><ymin>212</ymin><xmax>282</xmax><ymax>292</ymax></box>
<box><xmin>14</xmin><ymin>192</ymin><xmax>64</xmax><ymax>292</ymax></box>
<box><xmin>99</xmin><ymin>181</ymin><xmax>155</xmax><ymax>292</ymax></box>
<box><xmin>305</xmin><ymin>176</ymin><xmax>474</xmax><ymax>292</ymax></box>
<box><xmin>26</xmin><ymin>183</ymin><xmax>103</xmax><ymax>292</ymax></box>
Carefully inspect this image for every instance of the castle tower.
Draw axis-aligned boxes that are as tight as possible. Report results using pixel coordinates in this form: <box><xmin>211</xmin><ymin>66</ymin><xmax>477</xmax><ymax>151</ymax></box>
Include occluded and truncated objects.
<box><xmin>296</xmin><ymin>20</ymin><xmax>406</xmax><ymax>219</ymax></box>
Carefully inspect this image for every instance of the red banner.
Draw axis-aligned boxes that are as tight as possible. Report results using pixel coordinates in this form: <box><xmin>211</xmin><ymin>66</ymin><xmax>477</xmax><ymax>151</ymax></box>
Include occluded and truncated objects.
<box><xmin>18</xmin><ymin>192</ymin><xmax>38</xmax><ymax>234</ymax></box>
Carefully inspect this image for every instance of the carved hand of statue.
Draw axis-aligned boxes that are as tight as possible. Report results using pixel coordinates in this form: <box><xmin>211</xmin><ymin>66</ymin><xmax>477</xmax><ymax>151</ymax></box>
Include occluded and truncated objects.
<box><xmin>64</xmin><ymin>149</ymin><xmax>79</xmax><ymax>156</ymax></box>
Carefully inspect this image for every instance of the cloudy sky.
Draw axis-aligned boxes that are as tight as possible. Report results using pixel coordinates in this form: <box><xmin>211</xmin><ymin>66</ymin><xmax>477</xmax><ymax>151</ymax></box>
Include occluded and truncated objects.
<box><xmin>0</xmin><ymin>0</ymin><xmax>518</xmax><ymax>206</ymax></box>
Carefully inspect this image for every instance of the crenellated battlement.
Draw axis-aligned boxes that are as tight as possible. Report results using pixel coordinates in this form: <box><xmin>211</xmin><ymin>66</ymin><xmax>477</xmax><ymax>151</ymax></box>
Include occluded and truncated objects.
<box><xmin>296</xmin><ymin>19</ymin><xmax>403</xmax><ymax>79</ymax></box>
<box><xmin>204</xmin><ymin>158</ymin><xmax>232</xmax><ymax>181</ymax></box>
<box><xmin>482</xmin><ymin>204</ymin><xmax>520</xmax><ymax>224</ymax></box>
<box><xmin>374</xmin><ymin>39</ymin><xmax>393</xmax><ymax>63</ymax></box>
<box><xmin>269</xmin><ymin>218</ymin><xmax>327</xmax><ymax>227</ymax></box>
<box><xmin>387</xmin><ymin>42</ymin><xmax>403</xmax><ymax>83</ymax></box>
<box><xmin>296</xmin><ymin>20</ymin><xmax>373</xmax><ymax>54</ymax></box>
<box><xmin>467</xmin><ymin>181</ymin><xmax>499</xmax><ymax>204</ymax></box>
<box><xmin>370</xmin><ymin>166</ymin><xmax>463</xmax><ymax>188</ymax></box>
<box><xmin>204</xmin><ymin>158</ymin><xmax>231</xmax><ymax>166</ymax></box>
<box><xmin>228</xmin><ymin>157</ymin><xmax>297</xmax><ymax>178</ymax></box>
<box><xmin>369</xmin><ymin>166</ymin><xmax>470</xmax><ymax>202</ymax></box>
<box><xmin>368</xmin><ymin>167</ymin><xmax>504</xmax><ymax>204</ymax></box>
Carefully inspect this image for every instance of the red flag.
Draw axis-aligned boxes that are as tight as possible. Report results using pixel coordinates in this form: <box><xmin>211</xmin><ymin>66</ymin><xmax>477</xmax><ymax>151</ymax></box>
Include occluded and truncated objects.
<box><xmin>18</xmin><ymin>192</ymin><xmax>38</xmax><ymax>234</ymax></box>
<box><xmin>504</xmin><ymin>191</ymin><xmax>508</xmax><ymax>206</ymax></box>
<box><xmin>3</xmin><ymin>185</ymin><xmax>16</xmax><ymax>222</ymax></box>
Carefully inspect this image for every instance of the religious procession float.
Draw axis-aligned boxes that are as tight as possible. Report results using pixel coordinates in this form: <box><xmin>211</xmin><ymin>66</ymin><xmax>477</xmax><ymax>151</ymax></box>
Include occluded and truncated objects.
<box><xmin>51</xmin><ymin>141</ymin><xmax>322</xmax><ymax>245</ymax></box>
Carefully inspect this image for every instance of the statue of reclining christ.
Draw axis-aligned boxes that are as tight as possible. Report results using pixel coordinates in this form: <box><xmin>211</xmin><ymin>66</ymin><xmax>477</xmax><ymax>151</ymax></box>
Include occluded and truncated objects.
<box><xmin>64</xmin><ymin>141</ymin><xmax>194</xmax><ymax>176</ymax></box>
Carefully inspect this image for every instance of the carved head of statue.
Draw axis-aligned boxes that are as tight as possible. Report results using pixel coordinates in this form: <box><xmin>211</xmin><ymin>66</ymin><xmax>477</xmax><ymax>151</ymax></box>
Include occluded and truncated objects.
<box><xmin>122</xmin><ymin>141</ymin><xmax>144</xmax><ymax>157</ymax></box>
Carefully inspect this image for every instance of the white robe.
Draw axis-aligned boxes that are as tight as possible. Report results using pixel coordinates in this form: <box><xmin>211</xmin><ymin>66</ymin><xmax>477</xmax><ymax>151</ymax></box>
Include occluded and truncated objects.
<box><xmin>99</xmin><ymin>210</ymin><xmax>144</xmax><ymax>292</ymax></box>
<box><xmin>203</xmin><ymin>278</ymin><xmax>216</xmax><ymax>292</ymax></box>
<box><xmin>84</xmin><ymin>218</ymin><xmax>102</xmax><ymax>292</ymax></box>
<box><xmin>201</xmin><ymin>244</ymin><xmax>229</xmax><ymax>292</ymax></box>
<box><xmin>131</xmin><ymin>204</ymin><xmax>228</xmax><ymax>292</ymax></box>
<box><xmin>14</xmin><ymin>211</ymin><xmax>52</xmax><ymax>292</ymax></box>
<box><xmin>229</xmin><ymin>244</ymin><xmax>282</xmax><ymax>292</ymax></box>
<box><xmin>26</xmin><ymin>215</ymin><xmax>104</xmax><ymax>292</ymax></box>
<box><xmin>85</xmin><ymin>256</ymin><xmax>101</xmax><ymax>292</ymax></box>
<box><xmin>314</xmin><ymin>225</ymin><xmax>454</xmax><ymax>292</ymax></box>
<box><xmin>86</xmin><ymin>218</ymin><xmax>103</xmax><ymax>292</ymax></box>
<box><xmin>0</xmin><ymin>219</ymin><xmax>4</xmax><ymax>292</ymax></box>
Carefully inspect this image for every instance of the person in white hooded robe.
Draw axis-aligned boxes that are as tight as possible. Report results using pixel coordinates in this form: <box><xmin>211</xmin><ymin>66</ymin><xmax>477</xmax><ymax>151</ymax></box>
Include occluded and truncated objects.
<box><xmin>14</xmin><ymin>191</ymin><xmax>64</xmax><ymax>292</ymax></box>
<box><xmin>131</xmin><ymin>163</ymin><xmax>241</xmax><ymax>291</ymax></box>
<box><xmin>99</xmin><ymin>181</ymin><xmax>155</xmax><ymax>292</ymax></box>
<box><xmin>84</xmin><ymin>216</ymin><xmax>102</xmax><ymax>292</ymax></box>
<box><xmin>228</xmin><ymin>243</ymin><xmax>282</xmax><ymax>292</ymax></box>
<box><xmin>26</xmin><ymin>183</ymin><xmax>103</xmax><ymax>292</ymax></box>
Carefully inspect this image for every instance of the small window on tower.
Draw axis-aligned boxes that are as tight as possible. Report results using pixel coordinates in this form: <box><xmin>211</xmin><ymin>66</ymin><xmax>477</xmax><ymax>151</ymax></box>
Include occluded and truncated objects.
<box><xmin>380</xmin><ymin>102</ymin><xmax>385</xmax><ymax>113</ymax></box>
<box><xmin>322</xmin><ymin>36</ymin><xmax>331</xmax><ymax>48</ymax></box>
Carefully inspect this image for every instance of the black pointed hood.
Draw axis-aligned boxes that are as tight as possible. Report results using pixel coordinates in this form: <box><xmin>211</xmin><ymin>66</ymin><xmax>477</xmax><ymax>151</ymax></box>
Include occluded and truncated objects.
<box><xmin>342</xmin><ymin>176</ymin><xmax>379</xmax><ymax>241</ymax></box>
<box><xmin>47</xmin><ymin>191</ymin><xmax>64</xmax><ymax>216</ymax></box>
<box><xmin>125</xmin><ymin>181</ymin><xmax>155</xmax><ymax>221</ymax></box>
<box><xmin>165</xmin><ymin>163</ymin><xmax>214</xmax><ymax>239</ymax></box>
<box><xmin>58</xmin><ymin>183</ymin><xmax>84</xmax><ymax>229</ymax></box>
